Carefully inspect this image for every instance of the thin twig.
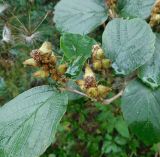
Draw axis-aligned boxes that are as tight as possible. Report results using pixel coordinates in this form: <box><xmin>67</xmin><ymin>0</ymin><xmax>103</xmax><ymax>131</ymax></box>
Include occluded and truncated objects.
<box><xmin>61</xmin><ymin>86</ymin><xmax>124</xmax><ymax>105</ymax></box>
<box><xmin>60</xmin><ymin>87</ymin><xmax>89</xmax><ymax>98</ymax></box>
<box><xmin>108</xmin><ymin>9</ymin><xmax>115</xmax><ymax>18</ymax></box>
<box><xmin>103</xmin><ymin>90</ymin><xmax>124</xmax><ymax>105</ymax></box>
<box><xmin>105</xmin><ymin>0</ymin><xmax>118</xmax><ymax>18</ymax></box>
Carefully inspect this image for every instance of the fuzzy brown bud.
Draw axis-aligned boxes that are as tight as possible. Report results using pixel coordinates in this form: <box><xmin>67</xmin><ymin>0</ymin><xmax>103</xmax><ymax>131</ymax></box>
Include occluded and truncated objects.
<box><xmin>30</xmin><ymin>50</ymin><xmax>41</xmax><ymax>62</ymax></box>
<box><xmin>84</xmin><ymin>65</ymin><xmax>97</xmax><ymax>88</ymax></box>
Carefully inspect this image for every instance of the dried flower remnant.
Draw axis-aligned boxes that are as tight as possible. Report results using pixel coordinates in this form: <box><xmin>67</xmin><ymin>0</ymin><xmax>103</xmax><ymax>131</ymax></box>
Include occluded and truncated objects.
<box><xmin>76</xmin><ymin>64</ymin><xmax>112</xmax><ymax>100</ymax></box>
<box><xmin>84</xmin><ymin>64</ymin><xmax>97</xmax><ymax>88</ymax></box>
<box><xmin>23</xmin><ymin>41</ymin><xmax>68</xmax><ymax>82</ymax></box>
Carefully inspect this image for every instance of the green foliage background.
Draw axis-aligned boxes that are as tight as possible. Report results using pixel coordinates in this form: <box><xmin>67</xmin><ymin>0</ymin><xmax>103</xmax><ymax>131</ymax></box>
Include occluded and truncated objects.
<box><xmin>0</xmin><ymin>0</ymin><xmax>159</xmax><ymax>156</ymax></box>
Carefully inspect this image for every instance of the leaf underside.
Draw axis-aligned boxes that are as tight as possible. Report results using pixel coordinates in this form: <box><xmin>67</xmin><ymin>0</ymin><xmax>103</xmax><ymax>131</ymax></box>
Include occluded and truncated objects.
<box><xmin>121</xmin><ymin>80</ymin><xmax>160</xmax><ymax>144</ymax></box>
<box><xmin>118</xmin><ymin>0</ymin><xmax>155</xmax><ymax>19</ymax></box>
<box><xmin>102</xmin><ymin>18</ymin><xmax>155</xmax><ymax>75</ymax></box>
<box><xmin>54</xmin><ymin>0</ymin><xmax>108</xmax><ymax>34</ymax></box>
<box><xmin>138</xmin><ymin>33</ymin><xmax>160</xmax><ymax>89</ymax></box>
<box><xmin>0</xmin><ymin>85</ymin><xmax>68</xmax><ymax>157</ymax></box>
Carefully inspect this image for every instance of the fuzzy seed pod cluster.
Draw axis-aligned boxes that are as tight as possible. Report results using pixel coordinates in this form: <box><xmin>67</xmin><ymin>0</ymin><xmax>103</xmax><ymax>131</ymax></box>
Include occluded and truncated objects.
<box><xmin>92</xmin><ymin>44</ymin><xmax>111</xmax><ymax>71</ymax></box>
<box><xmin>23</xmin><ymin>41</ymin><xmax>68</xmax><ymax>82</ymax></box>
<box><xmin>150</xmin><ymin>0</ymin><xmax>160</xmax><ymax>27</ymax></box>
<box><xmin>76</xmin><ymin>64</ymin><xmax>112</xmax><ymax>100</ymax></box>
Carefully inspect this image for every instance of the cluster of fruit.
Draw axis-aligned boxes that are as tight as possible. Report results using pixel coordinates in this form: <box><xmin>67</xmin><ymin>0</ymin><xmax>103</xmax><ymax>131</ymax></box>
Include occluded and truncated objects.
<box><xmin>24</xmin><ymin>42</ymin><xmax>112</xmax><ymax>100</ymax></box>
<box><xmin>92</xmin><ymin>44</ymin><xmax>110</xmax><ymax>71</ymax></box>
<box><xmin>23</xmin><ymin>42</ymin><xmax>68</xmax><ymax>82</ymax></box>
<box><xmin>76</xmin><ymin>64</ymin><xmax>112</xmax><ymax>101</ymax></box>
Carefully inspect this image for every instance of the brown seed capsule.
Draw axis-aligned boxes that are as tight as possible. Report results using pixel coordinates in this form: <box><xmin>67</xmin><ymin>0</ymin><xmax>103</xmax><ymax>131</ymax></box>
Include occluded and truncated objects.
<box><xmin>102</xmin><ymin>59</ymin><xmax>110</xmax><ymax>69</ymax></box>
<box><xmin>98</xmin><ymin>85</ymin><xmax>112</xmax><ymax>99</ymax></box>
<box><xmin>84</xmin><ymin>77</ymin><xmax>97</xmax><ymax>88</ymax></box>
<box><xmin>84</xmin><ymin>64</ymin><xmax>97</xmax><ymax>88</ymax></box>
<box><xmin>23</xmin><ymin>58</ymin><xmax>37</xmax><ymax>67</ymax></box>
<box><xmin>30</xmin><ymin>49</ymin><xmax>41</xmax><ymax>62</ymax></box>
<box><xmin>93</xmin><ymin>60</ymin><xmax>102</xmax><ymax>71</ymax></box>
<box><xmin>34</xmin><ymin>70</ymin><xmax>49</xmax><ymax>78</ymax></box>
<box><xmin>39</xmin><ymin>41</ymin><xmax>52</xmax><ymax>56</ymax></box>
<box><xmin>86</xmin><ymin>87</ymin><xmax>99</xmax><ymax>98</ymax></box>
<box><xmin>57</xmin><ymin>64</ymin><xmax>68</xmax><ymax>75</ymax></box>
<box><xmin>76</xmin><ymin>80</ymin><xmax>86</xmax><ymax>91</ymax></box>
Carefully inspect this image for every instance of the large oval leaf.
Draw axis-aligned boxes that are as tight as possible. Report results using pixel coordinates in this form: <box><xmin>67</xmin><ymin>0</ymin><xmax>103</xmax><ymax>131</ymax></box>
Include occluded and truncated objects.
<box><xmin>121</xmin><ymin>80</ymin><xmax>160</xmax><ymax>144</ymax></box>
<box><xmin>102</xmin><ymin>18</ymin><xmax>155</xmax><ymax>75</ymax></box>
<box><xmin>118</xmin><ymin>0</ymin><xmax>155</xmax><ymax>19</ymax></box>
<box><xmin>54</xmin><ymin>0</ymin><xmax>108</xmax><ymax>34</ymax></box>
<box><xmin>138</xmin><ymin>34</ymin><xmax>160</xmax><ymax>89</ymax></box>
<box><xmin>0</xmin><ymin>85</ymin><xmax>68</xmax><ymax>157</ymax></box>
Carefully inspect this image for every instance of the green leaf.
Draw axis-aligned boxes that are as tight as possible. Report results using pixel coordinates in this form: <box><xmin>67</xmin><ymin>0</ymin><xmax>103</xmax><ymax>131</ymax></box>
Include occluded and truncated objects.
<box><xmin>121</xmin><ymin>80</ymin><xmax>160</xmax><ymax>144</ymax></box>
<box><xmin>115</xmin><ymin>118</ymin><xmax>130</xmax><ymax>138</ymax></box>
<box><xmin>0</xmin><ymin>85</ymin><xmax>68</xmax><ymax>157</ymax></box>
<box><xmin>102</xmin><ymin>18</ymin><xmax>155</xmax><ymax>75</ymax></box>
<box><xmin>61</xmin><ymin>33</ymin><xmax>96</xmax><ymax>77</ymax></box>
<box><xmin>61</xmin><ymin>33</ymin><xmax>96</xmax><ymax>60</ymax></box>
<box><xmin>118</xmin><ymin>0</ymin><xmax>155</xmax><ymax>19</ymax></box>
<box><xmin>54</xmin><ymin>0</ymin><xmax>108</xmax><ymax>34</ymax></box>
<box><xmin>138</xmin><ymin>34</ymin><xmax>160</xmax><ymax>89</ymax></box>
<box><xmin>65</xmin><ymin>56</ymin><xmax>86</xmax><ymax>78</ymax></box>
<box><xmin>114</xmin><ymin>136</ymin><xmax>127</xmax><ymax>146</ymax></box>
